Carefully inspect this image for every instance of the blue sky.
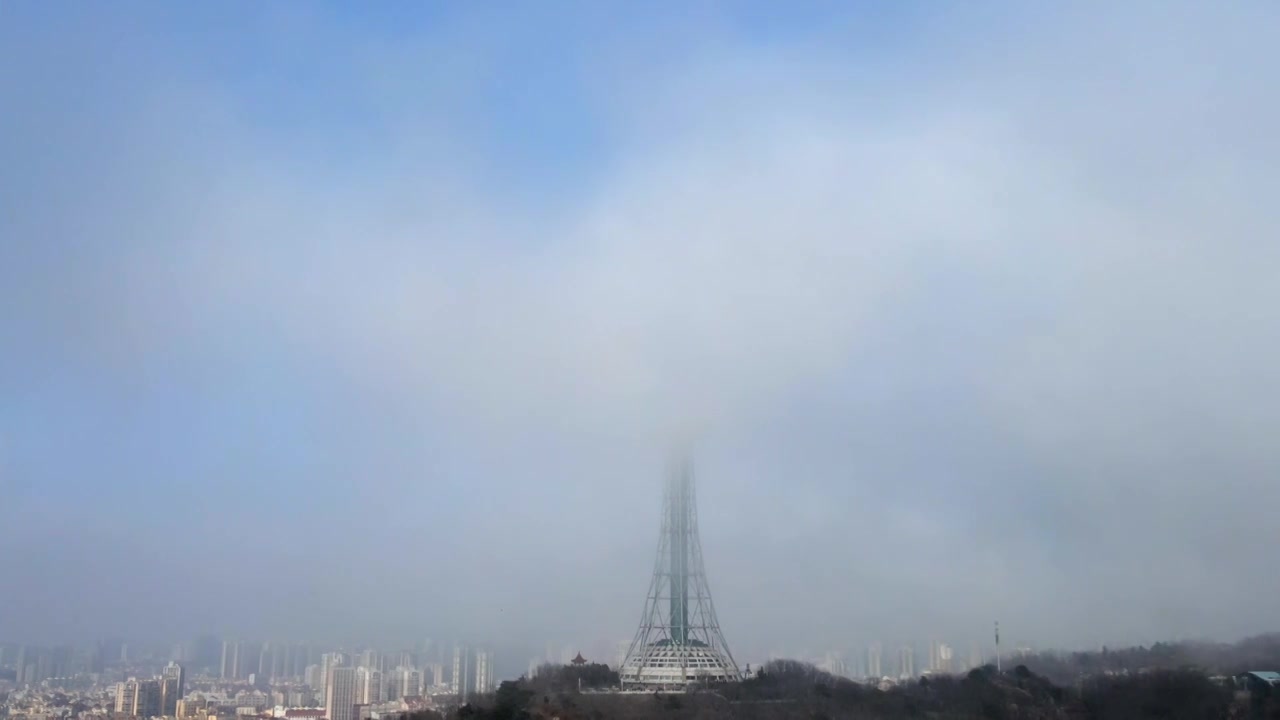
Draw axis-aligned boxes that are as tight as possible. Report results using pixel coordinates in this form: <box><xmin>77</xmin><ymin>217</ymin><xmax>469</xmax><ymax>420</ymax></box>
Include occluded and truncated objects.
<box><xmin>3</xmin><ymin>1</ymin><xmax>1280</xmax><ymax>670</ymax></box>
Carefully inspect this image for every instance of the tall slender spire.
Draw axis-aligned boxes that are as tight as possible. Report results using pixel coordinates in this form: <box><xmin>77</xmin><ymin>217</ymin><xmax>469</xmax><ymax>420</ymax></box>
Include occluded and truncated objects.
<box><xmin>669</xmin><ymin>461</ymin><xmax>690</xmax><ymax>644</ymax></box>
<box><xmin>620</xmin><ymin>456</ymin><xmax>740</xmax><ymax>689</ymax></box>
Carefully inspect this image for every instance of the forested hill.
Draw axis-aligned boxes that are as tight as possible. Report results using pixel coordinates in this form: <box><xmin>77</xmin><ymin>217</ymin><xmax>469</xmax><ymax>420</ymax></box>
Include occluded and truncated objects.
<box><xmin>1017</xmin><ymin>633</ymin><xmax>1280</xmax><ymax>685</ymax></box>
<box><xmin>404</xmin><ymin>653</ymin><xmax>1278</xmax><ymax>720</ymax></box>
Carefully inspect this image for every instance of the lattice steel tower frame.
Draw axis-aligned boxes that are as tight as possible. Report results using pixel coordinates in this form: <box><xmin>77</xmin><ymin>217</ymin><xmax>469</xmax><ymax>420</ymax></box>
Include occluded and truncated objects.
<box><xmin>619</xmin><ymin>457</ymin><xmax>741</xmax><ymax>689</ymax></box>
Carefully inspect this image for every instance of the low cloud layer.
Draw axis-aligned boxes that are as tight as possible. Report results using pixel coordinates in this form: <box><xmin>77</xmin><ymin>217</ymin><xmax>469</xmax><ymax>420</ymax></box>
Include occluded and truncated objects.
<box><xmin>2</xmin><ymin>2</ymin><xmax>1278</xmax><ymax>667</ymax></box>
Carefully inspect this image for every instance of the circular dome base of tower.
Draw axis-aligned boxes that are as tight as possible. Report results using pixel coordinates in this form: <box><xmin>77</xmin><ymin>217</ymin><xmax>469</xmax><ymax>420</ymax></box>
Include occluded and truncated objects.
<box><xmin>619</xmin><ymin>642</ymin><xmax>741</xmax><ymax>690</ymax></box>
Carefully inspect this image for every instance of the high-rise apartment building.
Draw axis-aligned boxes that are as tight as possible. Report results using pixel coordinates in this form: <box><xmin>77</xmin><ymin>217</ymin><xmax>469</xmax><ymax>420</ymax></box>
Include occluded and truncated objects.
<box><xmin>269</xmin><ymin>645</ymin><xmax>284</xmax><ymax>680</ymax></box>
<box><xmin>258</xmin><ymin>644</ymin><xmax>271</xmax><ymax>681</ymax></box>
<box><xmin>137</xmin><ymin>679</ymin><xmax>162</xmax><ymax>717</ymax></box>
<box><xmin>13</xmin><ymin>646</ymin><xmax>56</xmax><ymax>686</ymax></box>
<box><xmin>221</xmin><ymin>642</ymin><xmax>239</xmax><ymax>680</ymax></box>
<box><xmin>116</xmin><ymin>678</ymin><xmax>162</xmax><ymax>717</ymax></box>
<box><xmin>898</xmin><ymin>646</ymin><xmax>914</xmax><ymax>679</ymax></box>
<box><xmin>865</xmin><ymin>642</ymin><xmax>882</xmax><ymax>679</ymax></box>
<box><xmin>325</xmin><ymin>667</ymin><xmax>359</xmax><ymax>720</ymax></box>
<box><xmin>242</xmin><ymin>642</ymin><xmax>263</xmax><ymax>680</ymax></box>
<box><xmin>450</xmin><ymin>647</ymin><xmax>465</xmax><ymax>696</ymax></box>
<box><xmin>190</xmin><ymin>636</ymin><xmax>220</xmax><ymax>673</ymax></box>
<box><xmin>356</xmin><ymin>667</ymin><xmax>383</xmax><ymax>704</ymax></box>
<box><xmin>115</xmin><ymin>679</ymin><xmax>138</xmax><ymax>714</ymax></box>
<box><xmin>818</xmin><ymin>652</ymin><xmax>846</xmax><ymax>677</ymax></box>
<box><xmin>161</xmin><ymin>662</ymin><xmax>185</xmax><ymax>716</ymax></box>
<box><xmin>473</xmin><ymin>651</ymin><xmax>492</xmax><ymax>695</ymax></box>
<box><xmin>51</xmin><ymin>645</ymin><xmax>72</xmax><ymax>679</ymax></box>
<box><xmin>390</xmin><ymin>667</ymin><xmax>421</xmax><ymax>699</ymax></box>
<box><xmin>35</xmin><ymin>649</ymin><xmax>52</xmax><ymax>684</ymax></box>
<box><xmin>938</xmin><ymin>643</ymin><xmax>953</xmax><ymax>673</ymax></box>
<box><xmin>319</xmin><ymin>653</ymin><xmax>346</xmax><ymax>699</ymax></box>
<box><xmin>928</xmin><ymin>640</ymin><xmax>954</xmax><ymax>673</ymax></box>
<box><xmin>281</xmin><ymin>644</ymin><xmax>298</xmax><ymax>680</ymax></box>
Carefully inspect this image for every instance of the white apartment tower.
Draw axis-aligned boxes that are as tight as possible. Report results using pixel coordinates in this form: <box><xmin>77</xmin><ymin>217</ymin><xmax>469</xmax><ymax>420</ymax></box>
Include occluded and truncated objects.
<box><xmin>115</xmin><ymin>679</ymin><xmax>138</xmax><ymax>714</ymax></box>
<box><xmin>319</xmin><ymin>652</ymin><xmax>346</xmax><ymax>700</ymax></box>
<box><xmin>939</xmin><ymin>643</ymin><xmax>954</xmax><ymax>673</ymax></box>
<box><xmin>356</xmin><ymin>667</ymin><xmax>383</xmax><ymax>704</ymax></box>
<box><xmin>451</xmin><ymin>646</ymin><xmax>468</xmax><ymax>697</ymax></box>
<box><xmin>325</xmin><ymin>667</ymin><xmax>359</xmax><ymax>720</ymax></box>
<box><xmin>220</xmin><ymin>642</ymin><xmax>239</xmax><ymax>680</ymax></box>
<box><xmin>392</xmin><ymin>667</ymin><xmax>421</xmax><ymax>699</ymax></box>
<box><xmin>898</xmin><ymin>646</ymin><xmax>915</xmax><ymax>679</ymax></box>
<box><xmin>866</xmin><ymin>642</ymin><xmax>882</xmax><ymax>678</ymax></box>
<box><xmin>473</xmin><ymin>651</ymin><xmax>492</xmax><ymax>695</ymax></box>
<box><xmin>929</xmin><ymin>641</ymin><xmax>954</xmax><ymax>673</ymax></box>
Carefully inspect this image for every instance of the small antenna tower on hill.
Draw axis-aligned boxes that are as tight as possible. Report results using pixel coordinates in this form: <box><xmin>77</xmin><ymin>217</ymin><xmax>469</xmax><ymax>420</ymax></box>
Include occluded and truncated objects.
<box><xmin>995</xmin><ymin>621</ymin><xmax>1001</xmax><ymax>672</ymax></box>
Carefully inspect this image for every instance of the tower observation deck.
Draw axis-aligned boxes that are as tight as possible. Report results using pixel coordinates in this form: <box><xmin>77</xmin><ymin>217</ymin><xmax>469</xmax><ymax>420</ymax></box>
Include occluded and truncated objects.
<box><xmin>619</xmin><ymin>457</ymin><xmax>741</xmax><ymax>690</ymax></box>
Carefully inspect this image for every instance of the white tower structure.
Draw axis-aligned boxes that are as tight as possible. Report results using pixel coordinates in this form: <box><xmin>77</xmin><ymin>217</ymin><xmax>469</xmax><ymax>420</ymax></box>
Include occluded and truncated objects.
<box><xmin>620</xmin><ymin>457</ymin><xmax>741</xmax><ymax>689</ymax></box>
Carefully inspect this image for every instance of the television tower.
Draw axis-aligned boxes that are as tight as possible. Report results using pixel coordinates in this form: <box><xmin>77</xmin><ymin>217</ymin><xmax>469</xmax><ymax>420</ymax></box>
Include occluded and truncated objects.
<box><xmin>619</xmin><ymin>456</ymin><xmax>741</xmax><ymax>689</ymax></box>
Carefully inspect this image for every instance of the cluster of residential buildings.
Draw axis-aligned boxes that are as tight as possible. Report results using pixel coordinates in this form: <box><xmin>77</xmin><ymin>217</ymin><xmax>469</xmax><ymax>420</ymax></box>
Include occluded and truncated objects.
<box><xmin>798</xmin><ymin>639</ymin><xmax>1016</xmax><ymax>686</ymax></box>
<box><xmin>0</xmin><ymin>640</ymin><xmax>497</xmax><ymax>720</ymax></box>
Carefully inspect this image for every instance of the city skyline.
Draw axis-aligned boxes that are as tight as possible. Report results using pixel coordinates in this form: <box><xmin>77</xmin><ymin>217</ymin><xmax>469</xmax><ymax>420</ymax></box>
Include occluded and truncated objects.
<box><xmin>0</xmin><ymin>627</ymin><xmax>1118</xmax><ymax>691</ymax></box>
<box><xmin>7</xmin><ymin>633</ymin><xmax>1279</xmax><ymax>717</ymax></box>
<box><xmin>0</xmin><ymin>627</ymin><xmax>1059</xmax><ymax>681</ymax></box>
